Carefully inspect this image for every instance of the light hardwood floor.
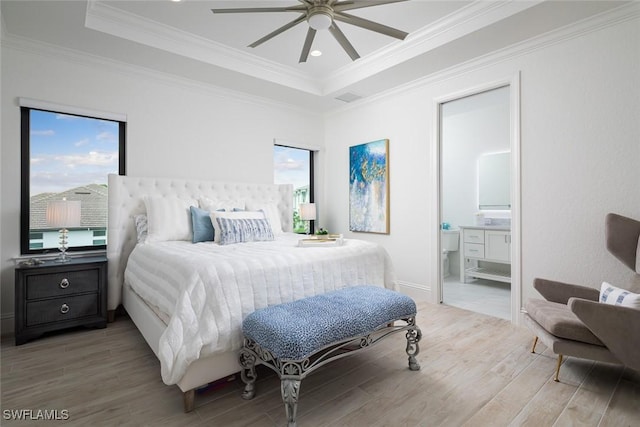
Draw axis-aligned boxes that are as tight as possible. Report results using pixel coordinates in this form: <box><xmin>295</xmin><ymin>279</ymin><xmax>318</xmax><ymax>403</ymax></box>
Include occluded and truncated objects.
<box><xmin>2</xmin><ymin>303</ymin><xmax>638</xmax><ymax>426</ymax></box>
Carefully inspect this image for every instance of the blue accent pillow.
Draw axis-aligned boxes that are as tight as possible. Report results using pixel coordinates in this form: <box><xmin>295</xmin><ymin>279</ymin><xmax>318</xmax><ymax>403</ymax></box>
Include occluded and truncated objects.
<box><xmin>190</xmin><ymin>206</ymin><xmax>215</xmax><ymax>243</ymax></box>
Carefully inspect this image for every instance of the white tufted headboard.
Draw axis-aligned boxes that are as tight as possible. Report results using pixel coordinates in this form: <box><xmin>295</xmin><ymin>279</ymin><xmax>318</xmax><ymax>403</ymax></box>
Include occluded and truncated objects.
<box><xmin>107</xmin><ymin>174</ymin><xmax>293</xmax><ymax>310</ymax></box>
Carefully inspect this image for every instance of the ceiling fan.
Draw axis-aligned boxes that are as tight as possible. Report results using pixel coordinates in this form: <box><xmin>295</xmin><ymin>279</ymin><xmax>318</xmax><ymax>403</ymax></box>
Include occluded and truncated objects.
<box><xmin>211</xmin><ymin>0</ymin><xmax>409</xmax><ymax>63</ymax></box>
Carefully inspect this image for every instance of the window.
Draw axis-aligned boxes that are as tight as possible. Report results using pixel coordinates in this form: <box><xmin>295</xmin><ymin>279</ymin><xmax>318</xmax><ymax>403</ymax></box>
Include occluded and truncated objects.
<box><xmin>273</xmin><ymin>145</ymin><xmax>314</xmax><ymax>233</ymax></box>
<box><xmin>20</xmin><ymin>102</ymin><xmax>126</xmax><ymax>255</ymax></box>
<box><xmin>28</xmin><ymin>232</ymin><xmax>44</xmax><ymax>250</ymax></box>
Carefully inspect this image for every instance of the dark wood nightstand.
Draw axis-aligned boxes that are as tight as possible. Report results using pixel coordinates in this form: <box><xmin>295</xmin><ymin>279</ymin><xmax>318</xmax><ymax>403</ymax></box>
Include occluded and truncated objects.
<box><xmin>15</xmin><ymin>256</ymin><xmax>107</xmax><ymax>345</ymax></box>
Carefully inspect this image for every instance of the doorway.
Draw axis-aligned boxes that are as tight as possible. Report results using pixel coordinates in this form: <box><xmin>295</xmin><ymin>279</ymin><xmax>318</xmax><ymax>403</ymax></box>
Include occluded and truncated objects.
<box><xmin>434</xmin><ymin>76</ymin><xmax>521</xmax><ymax>324</ymax></box>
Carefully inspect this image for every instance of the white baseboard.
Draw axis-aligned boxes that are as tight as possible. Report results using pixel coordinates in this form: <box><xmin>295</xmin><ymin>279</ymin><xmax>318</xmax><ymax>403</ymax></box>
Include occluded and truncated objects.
<box><xmin>397</xmin><ymin>281</ymin><xmax>431</xmax><ymax>303</ymax></box>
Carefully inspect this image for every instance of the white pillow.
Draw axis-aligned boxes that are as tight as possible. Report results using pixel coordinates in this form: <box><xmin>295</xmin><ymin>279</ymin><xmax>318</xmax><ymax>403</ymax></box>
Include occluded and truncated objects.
<box><xmin>599</xmin><ymin>282</ymin><xmax>640</xmax><ymax>309</ymax></box>
<box><xmin>210</xmin><ymin>211</ymin><xmax>265</xmax><ymax>243</ymax></box>
<box><xmin>199</xmin><ymin>197</ymin><xmax>245</xmax><ymax>212</ymax></box>
<box><xmin>245</xmin><ymin>201</ymin><xmax>283</xmax><ymax>234</ymax></box>
<box><xmin>144</xmin><ymin>196</ymin><xmax>196</xmax><ymax>243</ymax></box>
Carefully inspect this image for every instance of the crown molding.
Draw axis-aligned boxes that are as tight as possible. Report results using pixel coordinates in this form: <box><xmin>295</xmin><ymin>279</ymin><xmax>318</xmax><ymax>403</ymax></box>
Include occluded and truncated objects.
<box><xmin>321</xmin><ymin>0</ymin><xmax>544</xmax><ymax>95</ymax></box>
<box><xmin>83</xmin><ymin>0</ymin><xmax>544</xmax><ymax>98</ymax></box>
<box><xmin>84</xmin><ymin>0</ymin><xmax>323</xmax><ymax>96</ymax></box>
<box><xmin>326</xmin><ymin>1</ymin><xmax>640</xmax><ymax>117</ymax></box>
<box><xmin>4</xmin><ymin>1</ymin><xmax>636</xmax><ymax>117</ymax></box>
<box><xmin>1</xmin><ymin>33</ymin><xmax>322</xmax><ymax>117</ymax></box>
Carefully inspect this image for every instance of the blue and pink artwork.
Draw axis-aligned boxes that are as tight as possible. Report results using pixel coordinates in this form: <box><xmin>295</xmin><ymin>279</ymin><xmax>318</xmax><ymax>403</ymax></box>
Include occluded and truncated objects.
<box><xmin>349</xmin><ymin>139</ymin><xmax>389</xmax><ymax>234</ymax></box>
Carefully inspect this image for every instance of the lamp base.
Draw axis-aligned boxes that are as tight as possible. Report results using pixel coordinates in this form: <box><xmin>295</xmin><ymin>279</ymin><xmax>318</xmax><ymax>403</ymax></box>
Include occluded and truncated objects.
<box><xmin>56</xmin><ymin>228</ymin><xmax>71</xmax><ymax>262</ymax></box>
<box><xmin>55</xmin><ymin>249</ymin><xmax>71</xmax><ymax>263</ymax></box>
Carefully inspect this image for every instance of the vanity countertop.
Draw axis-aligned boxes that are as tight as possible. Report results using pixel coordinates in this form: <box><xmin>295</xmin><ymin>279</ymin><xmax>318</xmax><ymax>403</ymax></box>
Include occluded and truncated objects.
<box><xmin>460</xmin><ymin>225</ymin><xmax>511</xmax><ymax>231</ymax></box>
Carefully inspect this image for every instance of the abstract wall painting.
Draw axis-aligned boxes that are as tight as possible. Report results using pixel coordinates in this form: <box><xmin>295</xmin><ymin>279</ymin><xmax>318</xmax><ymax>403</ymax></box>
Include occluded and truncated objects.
<box><xmin>349</xmin><ymin>139</ymin><xmax>390</xmax><ymax>234</ymax></box>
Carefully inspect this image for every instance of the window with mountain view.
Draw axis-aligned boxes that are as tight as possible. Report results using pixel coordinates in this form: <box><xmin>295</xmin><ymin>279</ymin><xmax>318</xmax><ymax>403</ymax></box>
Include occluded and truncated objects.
<box><xmin>20</xmin><ymin>106</ymin><xmax>126</xmax><ymax>254</ymax></box>
<box><xmin>273</xmin><ymin>145</ymin><xmax>314</xmax><ymax>233</ymax></box>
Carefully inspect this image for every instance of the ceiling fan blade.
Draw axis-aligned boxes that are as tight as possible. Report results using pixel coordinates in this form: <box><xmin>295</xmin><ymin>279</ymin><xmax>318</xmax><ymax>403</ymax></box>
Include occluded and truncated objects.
<box><xmin>328</xmin><ymin>23</ymin><xmax>360</xmax><ymax>61</ymax></box>
<box><xmin>211</xmin><ymin>6</ymin><xmax>306</xmax><ymax>14</ymax></box>
<box><xmin>299</xmin><ymin>28</ymin><xmax>317</xmax><ymax>63</ymax></box>
<box><xmin>334</xmin><ymin>12</ymin><xmax>408</xmax><ymax>40</ymax></box>
<box><xmin>333</xmin><ymin>0</ymin><xmax>408</xmax><ymax>12</ymax></box>
<box><xmin>249</xmin><ymin>15</ymin><xmax>306</xmax><ymax>48</ymax></box>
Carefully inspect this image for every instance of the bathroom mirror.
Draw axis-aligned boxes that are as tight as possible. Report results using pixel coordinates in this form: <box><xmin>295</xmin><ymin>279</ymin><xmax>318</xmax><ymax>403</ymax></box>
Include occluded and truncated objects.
<box><xmin>478</xmin><ymin>152</ymin><xmax>510</xmax><ymax>210</ymax></box>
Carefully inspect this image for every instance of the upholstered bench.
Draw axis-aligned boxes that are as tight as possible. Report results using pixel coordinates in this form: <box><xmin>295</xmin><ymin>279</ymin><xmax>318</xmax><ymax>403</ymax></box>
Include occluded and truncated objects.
<box><xmin>239</xmin><ymin>285</ymin><xmax>421</xmax><ymax>427</ymax></box>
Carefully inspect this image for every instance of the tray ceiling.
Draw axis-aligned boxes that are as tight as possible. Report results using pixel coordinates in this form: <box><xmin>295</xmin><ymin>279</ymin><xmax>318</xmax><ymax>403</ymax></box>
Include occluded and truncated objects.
<box><xmin>1</xmin><ymin>1</ymin><xmax>631</xmax><ymax>112</ymax></box>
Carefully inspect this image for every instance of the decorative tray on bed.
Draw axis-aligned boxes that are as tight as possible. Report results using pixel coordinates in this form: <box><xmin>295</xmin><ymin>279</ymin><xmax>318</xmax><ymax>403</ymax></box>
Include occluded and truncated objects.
<box><xmin>297</xmin><ymin>234</ymin><xmax>344</xmax><ymax>247</ymax></box>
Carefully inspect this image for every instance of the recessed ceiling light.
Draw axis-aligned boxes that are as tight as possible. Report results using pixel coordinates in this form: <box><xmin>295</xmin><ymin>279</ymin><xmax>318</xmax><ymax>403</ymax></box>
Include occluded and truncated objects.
<box><xmin>310</xmin><ymin>50</ymin><xmax>322</xmax><ymax>57</ymax></box>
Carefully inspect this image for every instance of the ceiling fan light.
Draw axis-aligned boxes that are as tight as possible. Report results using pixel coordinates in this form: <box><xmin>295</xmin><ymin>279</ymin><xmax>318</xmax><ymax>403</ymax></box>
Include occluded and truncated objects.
<box><xmin>308</xmin><ymin>12</ymin><xmax>332</xmax><ymax>31</ymax></box>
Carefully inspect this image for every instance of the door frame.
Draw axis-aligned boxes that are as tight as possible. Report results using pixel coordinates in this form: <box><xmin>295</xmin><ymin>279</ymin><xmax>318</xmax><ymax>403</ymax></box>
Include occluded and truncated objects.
<box><xmin>431</xmin><ymin>72</ymin><xmax>522</xmax><ymax>324</ymax></box>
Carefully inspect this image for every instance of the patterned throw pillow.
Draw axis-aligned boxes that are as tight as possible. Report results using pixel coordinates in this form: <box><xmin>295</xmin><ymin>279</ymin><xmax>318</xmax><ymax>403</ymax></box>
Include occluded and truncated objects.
<box><xmin>636</xmin><ymin>236</ymin><xmax>640</xmax><ymax>274</ymax></box>
<box><xmin>245</xmin><ymin>202</ymin><xmax>284</xmax><ymax>234</ymax></box>
<box><xmin>134</xmin><ymin>214</ymin><xmax>148</xmax><ymax>244</ymax></box>
<box><xmin>210</xmin><ymin>211</ymin><xmax>265</xmax><ymax>243</ymax></box>
<box><xmin>215</xmin><ymin>217</ymin><xmax>274</xmax><ymax>245</ymax></box>
<box><xmin>599</xmin><ymin>282</ymin><xmax>640</xmax><ymax>310</ymax></box>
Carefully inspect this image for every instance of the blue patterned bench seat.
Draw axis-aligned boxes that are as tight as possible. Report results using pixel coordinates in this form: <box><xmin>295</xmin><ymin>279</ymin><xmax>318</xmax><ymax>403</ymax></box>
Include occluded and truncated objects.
<box><xmin>239</xmin><ymin>285</ymin><xmax>422</xmax><ymax>427</ymax></box>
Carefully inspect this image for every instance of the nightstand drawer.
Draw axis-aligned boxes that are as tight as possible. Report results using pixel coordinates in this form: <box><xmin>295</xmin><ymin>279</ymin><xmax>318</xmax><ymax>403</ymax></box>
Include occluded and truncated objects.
<box><xmin>26</xmin><ymin>269</ymin><xmax>99</xmax><ymax>299</ymax></box>
<box><xmin>26</xmin><ymin>294</ymin><xmax>99</xmax><ymax>326</ymax></box>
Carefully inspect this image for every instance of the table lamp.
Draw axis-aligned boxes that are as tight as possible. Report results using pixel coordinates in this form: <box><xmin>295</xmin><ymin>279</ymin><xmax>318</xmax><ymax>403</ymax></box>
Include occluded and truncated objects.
<box><xmin>299</xmin><ymin>203</ymin><xmax>316</xmax><ymax>235</ymax></box>
<box><xmin>46</xmin><ymin>198</ymin><xmax>81</xmax><ymax>262</ymax></box>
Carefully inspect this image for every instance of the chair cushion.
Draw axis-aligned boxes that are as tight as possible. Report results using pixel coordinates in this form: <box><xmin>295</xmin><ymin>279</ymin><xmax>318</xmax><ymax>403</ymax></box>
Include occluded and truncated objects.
<box><xmin>525</xmin><ymin>299</ymin><xmax>604</xmax><ymax>346</ymax></box>
<box><xmin>242</xmin><ymin>285</ymin><xmax>417</xmax><ymax>360</ymax></box>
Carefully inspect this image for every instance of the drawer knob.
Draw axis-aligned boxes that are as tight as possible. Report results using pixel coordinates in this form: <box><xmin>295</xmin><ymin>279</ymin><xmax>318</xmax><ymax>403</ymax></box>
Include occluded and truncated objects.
<box><xmin>60</xmin><ymin>304</ymin><xmax>70</xmax><ymax>314</ymax></box>
<box><xmin>60</xmin><ymin>278</ymin><xmax>70</xmax><ymax>289</ymax></box>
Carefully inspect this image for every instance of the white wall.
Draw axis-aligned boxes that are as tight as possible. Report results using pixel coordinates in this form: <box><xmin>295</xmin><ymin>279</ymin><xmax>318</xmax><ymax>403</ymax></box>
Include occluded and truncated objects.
<box><xmin>2</xmin><ymin>11</ymin><xmax>639</xmax><ymax>335</ymax></box>
<box><xmin>322</xmin><ymin>17</ymin><xmax>640</xmax><ymax>307</ymax></box>
<box><xmin>0</xmin><ymin>43</ymin><xmax>324</xmax><ymax>333</ymax></box>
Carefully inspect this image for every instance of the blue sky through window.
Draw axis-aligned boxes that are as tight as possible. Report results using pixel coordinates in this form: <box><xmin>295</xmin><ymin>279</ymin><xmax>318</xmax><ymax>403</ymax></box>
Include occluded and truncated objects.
<box><xmin>273</xmin><ymin>145</ymin><xmax>310</xmax><ymax>192</ymax></box>
<box><xmin>30</xmin><ymin>110</ymin><xmax>120</xmax><ymax>195</ymax></box>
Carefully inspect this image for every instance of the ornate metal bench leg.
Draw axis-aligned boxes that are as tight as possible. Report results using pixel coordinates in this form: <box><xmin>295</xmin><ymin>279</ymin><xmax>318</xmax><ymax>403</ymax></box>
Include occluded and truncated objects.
<box><xmin>239</xmin><ymin>348</ymin><xmax>257</xmax><ymax>400</ymax></box>
<box><xmin>406</xmin><ymin>319</ymin><xmax>422</xmax><ymax>371</ymax></box>
<box><xmin>281</xmin><ymin>378</ymin><xmax>301</xmax><ymax>427</ymax></box>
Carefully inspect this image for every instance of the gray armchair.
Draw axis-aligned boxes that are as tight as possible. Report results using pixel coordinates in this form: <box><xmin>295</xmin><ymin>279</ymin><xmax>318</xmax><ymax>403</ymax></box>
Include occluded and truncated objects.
<box><xmin>524</xmin><ymin>213</ymin><xmax>640</xmax><ymax>381</ymax></box>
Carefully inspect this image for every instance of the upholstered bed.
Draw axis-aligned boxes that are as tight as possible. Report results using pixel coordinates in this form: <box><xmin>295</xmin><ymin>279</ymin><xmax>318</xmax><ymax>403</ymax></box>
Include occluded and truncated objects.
<box><xmin>106</xmin><ymin>174</ymin><xmax>396</xmax><ymax>411</ymax></box>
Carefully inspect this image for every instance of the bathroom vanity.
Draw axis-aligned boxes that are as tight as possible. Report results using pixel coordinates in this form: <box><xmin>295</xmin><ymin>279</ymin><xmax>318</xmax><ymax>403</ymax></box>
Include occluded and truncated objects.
<box><xmin>459</xmin><ymin>226</ymin><xmax>511</xmax><ymax>284</ymax></box>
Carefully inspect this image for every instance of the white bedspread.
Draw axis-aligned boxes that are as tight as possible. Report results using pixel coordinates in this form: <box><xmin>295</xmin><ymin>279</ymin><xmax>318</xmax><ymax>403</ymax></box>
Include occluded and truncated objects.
<box><xmin>124</xmin><ymin>233</ymin><xmax>396</xmax><ymax>385</ymax></box>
